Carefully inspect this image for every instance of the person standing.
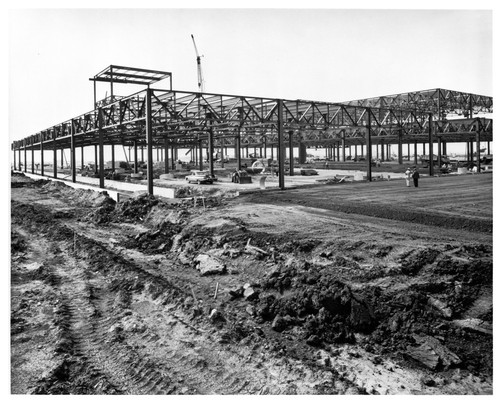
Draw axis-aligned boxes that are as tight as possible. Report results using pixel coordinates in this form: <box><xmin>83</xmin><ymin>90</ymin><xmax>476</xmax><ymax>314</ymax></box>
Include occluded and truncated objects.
<box><xmin>405</xmin><ymin>167</ymin><xmax>412</xmax><ymax>187</ymax></box>
<box><xmin>412</xmin><ymin>167</ymin><xmax>420</xmax><ymax>187</ymax></box>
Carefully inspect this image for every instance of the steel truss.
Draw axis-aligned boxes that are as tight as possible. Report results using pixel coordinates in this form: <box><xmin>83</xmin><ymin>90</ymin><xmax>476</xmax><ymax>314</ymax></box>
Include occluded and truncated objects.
<box><xmin>12</xmin><ymin>84</ymin><xmax>493</xmax><ymax>191</ymax></box>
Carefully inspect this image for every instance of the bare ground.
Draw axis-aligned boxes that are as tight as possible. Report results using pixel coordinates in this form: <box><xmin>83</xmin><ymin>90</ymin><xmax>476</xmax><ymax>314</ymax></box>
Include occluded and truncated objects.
<box><xmin>10</xmin><ymin>172</ymin><xmax>493</xmax><ymax>395</ymax></box>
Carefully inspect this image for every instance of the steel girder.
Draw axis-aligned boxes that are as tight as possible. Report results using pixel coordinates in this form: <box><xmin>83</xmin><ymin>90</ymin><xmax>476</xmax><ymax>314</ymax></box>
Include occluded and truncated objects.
<box><xmin>340</xmin><ymin>88</ymin><xmax>493</xmax><ymax>118</ymax></box>
<box><xmin>12</xmin><ymin>88</ymin><xmax>493</xmax><ymax>152</ymax></box>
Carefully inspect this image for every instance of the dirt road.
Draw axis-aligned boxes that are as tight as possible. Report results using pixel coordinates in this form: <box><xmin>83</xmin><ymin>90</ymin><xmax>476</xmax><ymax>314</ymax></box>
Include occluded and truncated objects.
<box><xmin>11</xmin><ymin>173</ymin><xmax>492</xmax><ymax>395</ymax></box>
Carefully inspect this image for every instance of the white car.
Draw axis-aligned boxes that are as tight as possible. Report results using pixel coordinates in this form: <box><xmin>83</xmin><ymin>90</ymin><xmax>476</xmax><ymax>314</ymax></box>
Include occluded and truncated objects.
<box><xmin>185</xmin><ymin>170</ymin><xmax>213</xmax><ymax>184</ymax></box>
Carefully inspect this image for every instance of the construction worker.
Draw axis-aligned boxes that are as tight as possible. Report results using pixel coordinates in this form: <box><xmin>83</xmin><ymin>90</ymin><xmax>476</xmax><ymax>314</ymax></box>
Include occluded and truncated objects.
<box><xmin>412</xmin><ymin>168</ymin><xmax>420</xmax><ymax>187</ymax></box>
<box><xmin>405</xmin><ymin>167</ymin><xmax>412</xmax><ymax>187</ymax></box>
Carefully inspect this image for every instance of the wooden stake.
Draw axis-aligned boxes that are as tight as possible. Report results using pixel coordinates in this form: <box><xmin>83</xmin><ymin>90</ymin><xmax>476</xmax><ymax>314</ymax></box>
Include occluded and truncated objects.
<box><xmin>214</xmin><ymin>282</ymin><xmax>219</xmax><ymax>300</ymax></box>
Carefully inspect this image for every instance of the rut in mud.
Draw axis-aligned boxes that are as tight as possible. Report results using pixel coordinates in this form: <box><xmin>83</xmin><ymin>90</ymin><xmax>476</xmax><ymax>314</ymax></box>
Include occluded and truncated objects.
<box><xmin>11</xmin><ymin>173</ymin><xmax>493</xmax><ymax>395</ymax></box>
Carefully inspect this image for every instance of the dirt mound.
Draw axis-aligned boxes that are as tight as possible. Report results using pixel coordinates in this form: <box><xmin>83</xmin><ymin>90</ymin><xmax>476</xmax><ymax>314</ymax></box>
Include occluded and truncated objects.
<box><xmin>123</xmin><ymin>221</ymin><xmax>184</xmax><ymax>253</ymax></box>
<box><xmin>114</xmin><ymin>193</ymin><xmax>160</xmax><ymax>221</ymax></box>
<box><xmin>11</xmin><ymin>172</ymin><xmax>50</xmax><ymax>188</ymax></box>
<box><xmin>258</xmin><ymin>265</ymin><xmax>377</xmax><ymax>345</ymax></box>
<box><xmin>11</xmin><ymin>231</ymin><xmax>27</xmax><ymax>253</ymax></box>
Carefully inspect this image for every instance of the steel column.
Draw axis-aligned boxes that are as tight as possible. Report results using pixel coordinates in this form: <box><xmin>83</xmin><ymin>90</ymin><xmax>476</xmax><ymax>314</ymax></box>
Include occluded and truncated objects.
<box><xmin>171</xmin><ymin>144</ymin><xmax>175</xmax><ymax>170</ymax></box>
<box><xmin>236</xmin><ymin>128</ymin><xmax>242</xmax><ymax>170</ymax></box>
<box><xmin>398</xmin><ymin>130</ymin><xmax>403</xmax><ymax>164</ymax></box>
<box><xmin>18</xmin><ymin>149</ymin><xmax>21</xmax><ymax>171</ymax></box>
<box><xmin>145</xmin><ymin>88</ymin><xmax>154</xmax><ymax>195</ymax></box>
<box><xmin>53</xmin><ymin>131</ymin><xmax>57</xmax><ymax>179</ymax></box>
<box><xmin>61</xmin><ymin>148</ymin><xmax>64</xmax><ymax>169</ymax></box>
<box><xmin>94</xmin><ymin>145</ymin><xmax>98</xmax><ymax>173</ymax></box>
<box><xmin>93</xmin><ymin>80</ymin><xmax>97</xmax><ymax>109</ymax></box>
<box><xmin>428</xmin><ymin>113</ymin><xmax>434</xmax><ymax>176</ymax></box>
<box><xmin>341</xmin><ymin>130</ymin><xmax>346</xmax><ymax>162</ymax></box>
<box><xmin>277</xmin><ymin>99</ymin><xmax>285</xmax><ymax>190</ymax></box>
<box><xmin>288</xmin><ymin>131</ymin><xmax>294</xmax><ymax>176</ymax></box>
<box><xmin>437</xmin><ymin>137</ymin><xmax>442</xmax><ymax>169</ymax></box>
<box><xmin>13</xmin><ymin>148</ymin><xmax>16</xmax><ymax>172</ymax></box>
<box><xmin>366</xmin><ymin>109</ymin><xmax>372</xmax><ymax>182</ymax></box>
<box><xmin>31</xmin><ymin>147</ymin><xmax>34</xmax><ymax>174</ymax></box>
<box><xmin>220</xmin><ymin>141</ymin><xmax>225</xmax><ymax>168</ymax></box>
<box><xmin>208</xmin><ymin>127</ymin><xmax>214</xmax><ymax>176</ymax></box>
<box><xmin>98</xmin><ymin>109</ymin><xmax>105</xmax><ymax>189</ymax></box>
<box><xmin>164</xmin><ymin>136</ymin><xmax>169</xmax><ymax>174</ymax></box>
<box><xmin>71</xmin><ymin>120</ymin><xmax>76</xmax><ymax>183</ymax></box>
<box><xmin>81</xmin><ymin>147</ymin><xmax>84</xmax><ymax>170</ymax></box>
<box><xmin>111</xmin><ymin>145</ymin><xmax>115</xmax><ymax>171</ymax></box>
<box><xmin>476</xmin><ymin>131</ymin><xmax>481</xmax><ymax>173</ymax></box>
<box><xmin>133</xmin><ymin>141</ymin><xmax>138</xmax><ymax>174</ymax></box>
<box><xmin>40</xmin><ymin>137</ymin><xmax>44</xmax><ymax>176</ymax></box>
<box><xmin>198</xmin><ymin>139</ymin><xmax>203</xmax><ymax>171</ymax></box>
<box><xmin>414</xmin><ymin>142</ymin><xmax>418</xmax><ymax>166</ymax></box>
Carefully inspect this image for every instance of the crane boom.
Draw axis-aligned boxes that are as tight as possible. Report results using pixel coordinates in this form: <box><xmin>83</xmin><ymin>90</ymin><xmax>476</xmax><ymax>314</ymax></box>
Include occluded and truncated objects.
<box><xmin>191</xmin><ymin>34</ymin><xmax>204</xmax><ymax>92</ymax></box>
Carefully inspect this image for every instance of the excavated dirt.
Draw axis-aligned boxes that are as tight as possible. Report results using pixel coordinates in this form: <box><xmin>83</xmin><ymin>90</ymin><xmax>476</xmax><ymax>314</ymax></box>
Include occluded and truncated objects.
<box><xmin>10</xmin><ymin>172</ymin><xmax>493</xmax><ymax>395</ymax></box>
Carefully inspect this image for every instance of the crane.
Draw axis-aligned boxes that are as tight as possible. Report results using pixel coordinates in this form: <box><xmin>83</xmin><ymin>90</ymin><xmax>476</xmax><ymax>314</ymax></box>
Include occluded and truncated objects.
<box><xmin>191</xmin><ymin>34</ymin><xmax>204</xmax><ymax>92</ymax></box>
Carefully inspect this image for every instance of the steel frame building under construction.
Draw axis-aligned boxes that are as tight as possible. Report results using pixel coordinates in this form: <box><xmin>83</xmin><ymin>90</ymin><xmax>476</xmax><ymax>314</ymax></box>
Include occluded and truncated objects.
<box><xmin>11</xmin><ymin>65</ymin><xmax>493</xmax><ymax>193</ymax></box>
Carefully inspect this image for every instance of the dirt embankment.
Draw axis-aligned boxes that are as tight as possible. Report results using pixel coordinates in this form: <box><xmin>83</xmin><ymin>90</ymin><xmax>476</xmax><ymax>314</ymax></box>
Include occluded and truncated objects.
<box><xmin>11</xmin><ymin>174</ymin><xmax>493</xmax><ymax>395</ymax></box>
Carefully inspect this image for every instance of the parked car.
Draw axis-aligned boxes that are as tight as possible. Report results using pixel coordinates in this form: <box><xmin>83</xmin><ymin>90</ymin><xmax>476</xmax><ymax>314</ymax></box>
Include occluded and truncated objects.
<box><xmin>300</xmin><ymin>168</ymin><xmax>318</xmax><ymax>176</ymax></box>
<box><xmin>185</xmin><ymin>170</ymin><xmax>213</xmax><ymax>184</ymax></box>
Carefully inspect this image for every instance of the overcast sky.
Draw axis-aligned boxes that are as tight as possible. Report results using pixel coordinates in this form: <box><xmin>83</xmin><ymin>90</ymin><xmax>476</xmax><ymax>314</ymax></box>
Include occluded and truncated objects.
<box><xmin>7</xmin><ymin>4</ymin><xmax>494</xmax><ymax>144</ymax></box>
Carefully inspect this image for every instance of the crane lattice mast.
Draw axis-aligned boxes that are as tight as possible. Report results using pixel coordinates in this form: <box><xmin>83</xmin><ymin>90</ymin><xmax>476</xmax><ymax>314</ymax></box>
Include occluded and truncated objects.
<box><xmin>191</xmin><ymin>34</ymin><xmax>204</xmax><ymax>92</ymax></box>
